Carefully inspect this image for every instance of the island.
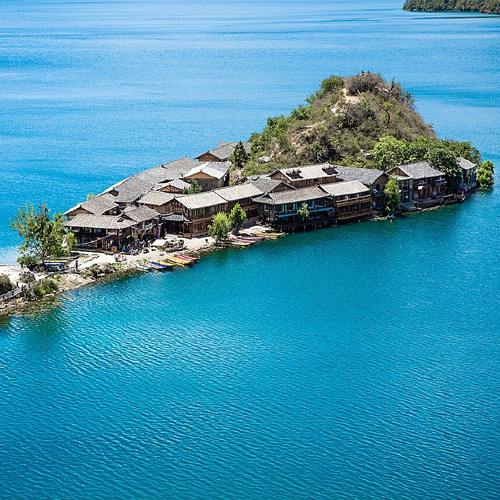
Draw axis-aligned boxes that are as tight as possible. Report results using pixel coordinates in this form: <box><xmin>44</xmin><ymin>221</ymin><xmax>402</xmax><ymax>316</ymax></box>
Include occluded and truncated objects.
<box><xmin>0</xmin><ymin>72</ymin><xmax>495</xmax><ymax>315</ymax></box>
<box><xmin>403</xmin><ymin>0</ymin><xmax>500</xmax><ymax>15</ymax></box>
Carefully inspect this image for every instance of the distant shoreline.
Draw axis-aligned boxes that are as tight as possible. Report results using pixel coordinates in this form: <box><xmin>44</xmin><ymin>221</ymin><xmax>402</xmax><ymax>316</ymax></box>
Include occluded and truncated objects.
<box><xmin>403</xmin><ymin>1</ymin><xmax>500</xmax><ymax>15</ymax></box>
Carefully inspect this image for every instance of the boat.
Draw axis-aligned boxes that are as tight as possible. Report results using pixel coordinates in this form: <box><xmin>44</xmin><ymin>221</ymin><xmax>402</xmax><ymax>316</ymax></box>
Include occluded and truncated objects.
<box><xmin>176</xmin><ymin>254</ymin><xmax>200</xmax><ymax>262</ymax></box>
<box><xmin>254</xmin><ymin>232</ymin><xmax>284</xmax><ymax>239</ymax></box>
<box><xmin>228</xmin><ymin>236</ymin><xmax>254</xmax><ymax>245</ymax></box>
<box><xmin>227</xmin><ymin>239</ymin><xmax>253</xmax><ymax>247</ymax></box>
<box><xmin>150</xmin><ymin>260</ymin><xmax>175</xmax><ymax>270</ymax></box>
<box><xmin>136</xmin><ymin>263</ymin><xmax>153</xmax><ymax>271</ymax></box>
<box><xmin>237</xmin><ymin>235</ymin><xmax>265</xmax><ymax>242</ymax></box>
<box><xmin>164</xmin><ymin>255</ymin><xmax>192</xmax><ymax>265</ymax></box>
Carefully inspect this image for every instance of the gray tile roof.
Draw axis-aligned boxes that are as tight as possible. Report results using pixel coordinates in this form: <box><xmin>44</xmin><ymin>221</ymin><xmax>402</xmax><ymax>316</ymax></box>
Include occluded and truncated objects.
<box><xmin>196</xmin><ymin>142</ymin><xmax>251</xmax><ymax>161</ymax></box>
<box><xmin>389</xmin><ymin>161</ymin><xmax>444</xmax><ymax>179</ymax></box>
<box><xmin>64</xmin><ymin>214</ymin><xmax>135</xmax><ymax>230</ymax></box>
<box><xmin>248</xmin><ymin>176</ymin><xmax>289</xmax><ymax>193</ymax></box>
<box><xmin>64</xmin><ymin>193</ymin><xmax>119</xmax><ymax>217</ymax></box>
<box><xmin>175</xmin><ymin>191</ymin><xmax>227</xmax><ymax>210</ymax></box>
<box><xmin>334</xmin><ymin>165</ymin><xmax>387</xmax><ymax>187</ymax></box>
<box><xmin>458</xmin><ymin>157</ymin><xmax>477</xmax><ymax>170</ymax></box>
<box><xmin>138</xmin><ymin>191</ymin><xmax>175</xmax><ymax>206</ymax></box>
<box><xmin>161</xmin><ymin>157</ymin><xmax>197</xmax><ymax>172</ymax></box>
<box><xmin>183</xmin><ymin>161</ymin><xmax>229</xmax><ymax>180</ymax></box>
<box><xmin>272</xmin><ymin>163</ymin><xmax>338</xmax><ymax>182</ymax></box>
<box><xmin>106</xmin><ymin>175</ymin><xmax>153</xmax><ymax>203</ymax></box>
<box><xmin>320</xmin><ymin>180</ymin><xmax>370</xmax><ymax>197</ymax></box>
<box><xmin>215</xmin><ymin>184</ymin><xmax>263</xmax><ymax>202</ymax></box>
<box><xmin>123</xmin><ymin>205</ymin><xmax>159</xmax><ymax>223</ymax></box>
<box><xmin>163</xmin><ymin>178</ymin><xmax>191</xmax><ymax>191</ymax></box>
<box><xmin>253</xmin><ymin>186</ymin><xmax>327</xmax><ymax>205</ymax></box>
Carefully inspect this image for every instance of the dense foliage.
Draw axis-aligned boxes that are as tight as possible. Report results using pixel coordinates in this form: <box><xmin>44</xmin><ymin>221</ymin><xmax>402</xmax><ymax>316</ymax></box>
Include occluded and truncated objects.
<box><xmin>228</xmin><ymin>142</ymin><xmax>250</xmax><ymax>170</ymax></box>
<box><xmin>384</xmin><ymin>177</ymin><xmax>402</xmax><ymax>213</ymax></box>
<box><xmin>10</xmin><ymin>203</ymin><xmax>69</xmax><ymax>268</ymax></box>
<box><xmin>208</xmin><ymin>212</ymin><xmax>231</xmax><ymax>244</ymax></box>
<box><xmin>0</xmin><ymin>274</ymin><xmax>14</xmax><ymax>295</ymax></box>
<box><xmin>403</xmin><ymin>0</ymin><xmax>500</xmax><ymax>14</ymax></box>
<box><xmin>297</xmin><ymin>203</ymin><xmax>310</xmax><ymax>220</ymax></box>
<box><xmin>245</xmin><ymin>72</ymin><xmax>435</xmax><ymax>175</ymax></box>
<box><xmin>183</xmin><ymin>179</ymin><xmax>203</xmax><ymax>194</ymax></box>
<box><xmin>229</xmin><ymin>203</ymin><xmax>247</xmax><ymax>234</ymax></box>
<box><xmin>477</xmin><ymin>160</ymin><xmax>495</xmax><ymax>188</ymax></box>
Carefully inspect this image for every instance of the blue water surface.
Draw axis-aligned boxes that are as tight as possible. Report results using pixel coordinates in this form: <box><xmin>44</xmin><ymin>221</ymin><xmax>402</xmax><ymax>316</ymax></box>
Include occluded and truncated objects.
<box><xmin>1</xmin><ymin>1</ymin><xmax>500</xmax><ymax>499</ymax></box>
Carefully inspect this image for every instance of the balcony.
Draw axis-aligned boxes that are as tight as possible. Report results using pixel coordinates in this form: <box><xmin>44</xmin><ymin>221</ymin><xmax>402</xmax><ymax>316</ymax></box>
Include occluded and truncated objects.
<box><xmin>335</xmin><ymin>195</ymin><xmax>372</xmax><ymax>207</ymax></box>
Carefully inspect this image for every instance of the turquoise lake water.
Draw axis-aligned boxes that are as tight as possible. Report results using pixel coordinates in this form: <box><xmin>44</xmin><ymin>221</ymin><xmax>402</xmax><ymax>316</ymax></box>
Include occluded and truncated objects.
<box><xmin>1</xmin><ymin>1</ymin><xmax>500</xmax><ymax>498</ymax></box>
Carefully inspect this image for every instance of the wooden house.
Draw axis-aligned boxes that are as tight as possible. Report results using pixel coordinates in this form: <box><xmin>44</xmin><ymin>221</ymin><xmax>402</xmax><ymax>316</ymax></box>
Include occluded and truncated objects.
<box><xmin>334</xmin><ymin>165</ymin><xmax>389</xmax><ymax>212</ymax></box>
<box><xmin>195</xmin><ymin>142</ymin><xmax>251</xmax><ymax>163</ymax></box>
<box><xmin>252</xmin><ymin>186</ymin><xmax>334</xmax><ymax>231</ymax></box>
<box><xmin>215</xmin><ymin>184</ymin><xmax>264</xmax><ymax>218</ymax></box>
<box><xmin>458</xmin><ymin>157</ymin><xmax>478</xmax><ymax>193</ymax></box>
<box><xmin>64</xmin><ymin>193</ymin><xmax>119</xmax><ymax>220</ymax></box>
<box><xmin>320</xmin><ymin>180</ymin><xmax>373</xmax><ymax>222</ymax></box>
<box><xmin>182</xmin><ymin>162</ymin><xmax>229</xmax><ymax>191</ymax></box>
<box><xmin>171</xmin><ymin>191</ymin><xmax>228</xmax><ymax>235</ymax></box>
<box><xmin>137</xmin><ymin>191</ymin><xmax>176</xmax><ymax>214</ymax></box>
<box><xmin>155</xmin><ymin>178</ymin><xmax>191</xmax><ymax>194</ymax></box>
<box><xmin>247</xmin><ymin>175</ymin><xmax>295</xmax><ymax>193</ymax></box>
<box><xmin>387</xmin><ymin>162</ymin><xmax>446</xmax><ymax>204</ymax></box>
<box><xmin>269</xmin><ymin>163</ymin><xmax>339</xmax><ymax>189</ymax></box>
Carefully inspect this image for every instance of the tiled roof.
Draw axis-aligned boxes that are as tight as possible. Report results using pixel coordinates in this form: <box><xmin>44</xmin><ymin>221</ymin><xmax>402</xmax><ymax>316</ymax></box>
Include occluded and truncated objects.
<box><xmin>272</xmin><ymin>163</ymin><xmax>338</xmax><ymax>182</ymax></box>
<box><xmin>320</xmin><ymin>180</ymin><xmax>370</xmax><ymax>197</ymax></box>
<box><xmin>248</xmin><ymin>176</ymin><xmax>290</xmax><ymax>193</ymax></box>
<box><xmin>215</xmin><ymin>184</ymin><xmax>263</xmax><ymax>202</ymax></box>
<box><xmin>195</xmin><ymin>142</ymin><xmax>251</xmax><ymax>161</ymax></box>
<box><xmin>183</xmin><ymin>161</ymin><xmax>229</xmax><ymax>180</ymax></box>
<box><xmin>458</xmin><ymin>157</ymin><xmax>477</xmax><ymax>170</ymax></box>
<box><xmin>64</xmin><ymin>214</ymin><xmax>135</xmax><ymax>230</ymax></box>
<box><xmin>334</xmin><ymin>165</ymin><xmax>387</xmax><ymax>186</ymax></box>
<box><xmin>253</xmin><ymin>186</ymin><xmax>327</xmax><ymax>205</ymax></box>
<box><xmin>123</xmin><ymin>205</ymin><xmax>159</xmax><ymax>223</ymax></box>
<box><xmin>389</xmin><ymin>162</ymin><xmax>444</xmax><ymax>179</ymax></box>
<box><xmin>138</xmin><ymin>191</ymin><xmax>175</xmax><ymax>206</ymax></box>
<box><xmin>175</xmin><ymin>191</ymin><xmax>227</xmax><ymax>210</ymax></box>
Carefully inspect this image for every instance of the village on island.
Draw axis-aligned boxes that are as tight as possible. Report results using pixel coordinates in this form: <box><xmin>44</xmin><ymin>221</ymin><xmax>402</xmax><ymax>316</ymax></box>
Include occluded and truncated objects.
<box><xmin>63</xmin><ymin>140</ymin><xmax>478</xmax><ymax>250</ymax></box>
<box><xmin>0</xmin><ymin>137</ymin><xmax>482</xmax><ymax>313</ymax></box>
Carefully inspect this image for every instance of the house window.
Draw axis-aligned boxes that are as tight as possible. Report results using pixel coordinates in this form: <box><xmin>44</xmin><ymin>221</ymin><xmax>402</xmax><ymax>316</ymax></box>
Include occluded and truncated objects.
<box><xmin>264</xmin><ymin>204</ymin><xmax>269</xmax><ymax>212</ymax></box>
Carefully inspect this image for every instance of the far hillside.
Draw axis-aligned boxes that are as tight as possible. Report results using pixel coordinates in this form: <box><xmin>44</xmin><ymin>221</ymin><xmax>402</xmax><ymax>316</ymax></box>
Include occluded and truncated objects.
<box><xmin>242</xmin><ymin>72</ymin><xmax>482</xmax><ymax>177</ymax></box>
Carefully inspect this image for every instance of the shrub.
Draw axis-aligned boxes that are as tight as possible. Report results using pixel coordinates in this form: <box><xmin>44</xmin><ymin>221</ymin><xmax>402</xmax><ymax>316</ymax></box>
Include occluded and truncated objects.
<box><xmin>33</xmin><ymin>277</ymin><xmax>59</xmax><ymax>297</ymax></box>
<box><xmin>0</xmin><ymin>274</ymin><xmax>14</xmax><ymax>295</ymax></box>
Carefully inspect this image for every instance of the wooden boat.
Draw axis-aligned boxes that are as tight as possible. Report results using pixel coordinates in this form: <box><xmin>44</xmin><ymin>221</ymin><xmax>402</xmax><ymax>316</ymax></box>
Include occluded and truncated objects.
<box><xmin>227</xmin><ymin>239</ymin><xmax>253</xmax><ymax>247</ymax></box>
<box><xmin>136</xmin><ymin>263</ymin><xmax>153</xmax><ymax>271</ymax></box>
<box><xmin>164</xmin><ymin>255</ymin><xmax>192</xmax><ymax>265</ymax></box>
<box><xmin>237</xmin><ymin>235</ymin><xmax>265</xmax><ymax>242</ymax></box>
<box><xmin>176</xmin><ymin>254</ymin><xmax>200</xmax><ymax>262</ymax></box>
<box><xmin>150</xmin><ymin>260</ymin><xmax>175</xmax><ymax>270</ymax></box>
<box><xmin>254</xmin><ymin>232</ymin><xmax>284</xmax><ymax>239</ymax></box>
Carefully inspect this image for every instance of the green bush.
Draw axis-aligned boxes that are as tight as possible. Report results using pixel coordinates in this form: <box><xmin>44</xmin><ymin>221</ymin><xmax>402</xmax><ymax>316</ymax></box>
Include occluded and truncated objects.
<box><xmin>32</xmin><ymin>277</ymin><xmax>59</xmax><ymax>297</ymax></box>
<box><xmin>0</xmin><ymin>274</ymin><xmax>14</xmax><ymax>295</ymax></box>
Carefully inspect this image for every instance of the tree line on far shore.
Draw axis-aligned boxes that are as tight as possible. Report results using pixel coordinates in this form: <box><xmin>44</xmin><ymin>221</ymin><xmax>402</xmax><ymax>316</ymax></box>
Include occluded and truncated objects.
<box><xmin>403</xmin><ymin>0</ymin><xmax>500</xmax><ymax>14</ymax></box>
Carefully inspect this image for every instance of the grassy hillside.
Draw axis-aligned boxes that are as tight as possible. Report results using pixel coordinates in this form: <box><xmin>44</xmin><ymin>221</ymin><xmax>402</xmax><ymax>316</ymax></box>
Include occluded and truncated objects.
<box><xmin>403</xmin><ymin>0</ymin><xmax>500</xmax><ymax>14</ymax></box>
<box><xmin>244</xmin><ymin>72</ymin><xmax>437</xmax><ymax>175</ymax></box>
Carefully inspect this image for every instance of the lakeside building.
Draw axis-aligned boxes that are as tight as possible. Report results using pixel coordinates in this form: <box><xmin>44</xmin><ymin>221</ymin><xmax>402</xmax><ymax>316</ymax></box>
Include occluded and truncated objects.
<box><xmin>182</xmin><ymin>162</ymin><xmax>230</xmax><ymax>191</ymax></box>
<box><xmin>252</xmin><ymin>186</ymin><xmax>335</xmax><ymax>232</ymax></box>
<box><xmin>386</xmin><ymin>161</ymin><xmax>446</xmax><ymax>207</ymax></box>
<box><xmin>334</xmin><ymin>165</ymin><xmax>388</xmax><ymax>212</ymax></box>
<box><xmin>269</xmin><ymin>163</ymin><xmax>339</xmax><ymax>189</ymax></box>
<box><xmin>137</xmin><ymin>191</ymin><xmax>177</xmax><ymax>214</ymax></box>
<box><xmin>64</xmin><ymin>193</ymin><xmax>119</xmax><ymax>220</ymax></box>
<box><xmin>215</xmin><ymin>184</ymin><xmax>264</xmax><ymax>219</ymax></box>
<box><xmin>246</xmin><ymin>175</ymin><xmax>295</xmax><ymax>193</ymax></box>
<box><xmin>458</xmin><ymin>157</ymin><xmax>478</xmax><ymax>192</ymax></box>
<box><xmin>155</xmin><ymin>178</ymin><xmax>191</xmax><ymax>193</ymax></box>
<box><xmin>320</xmin><ymin>180</ymin><xmax>373</xmax><ymax>222</ymax></box>
<box><xmin>195</xmin><ymin>141</ymin><xmax>251</xmax><ymax>163</ymax></box>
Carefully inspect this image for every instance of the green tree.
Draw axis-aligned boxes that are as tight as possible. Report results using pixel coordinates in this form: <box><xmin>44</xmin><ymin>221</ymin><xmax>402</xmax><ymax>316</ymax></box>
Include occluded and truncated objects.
<box><xmin>0</xmin><ymin>274</ymin><xmax>14</xmax><ymax>295</ymax></box>
<box><xmin>10</xmin><ymin>203</ymin><xmax>67</xmax><ymax>268</ymax></box>
<box><xmin>384</xmin><ymin>176</ymin><xmax>401</xmax><ymax>213</ymax></box>
<box><xmin>182</xmin><ymin>179</ymin><xmax>203</xmax><ymax>194</ymax></box>
<box><xmin>372</xmin><ymin>136</ymin><xmax>410</xmax><ymax>169</ymax></box>
<box><xmin>63</xmin><ymin>231</ymin><xmax>77</xmax><ymax>255</ymax></box>
<box><xmin>297</xmin><ymin>203</ymin><xmax>310</xmax><ymax>220</ymax></box>
<box><xmin>477</xmin><ymin>160</ymin><xmax>494</xmax><ymax>188</ymax></box>
<box><xmin>426</xmin><ymin>147</ymin><xmax>462</xmax><ymax>193</ymax></box>
<box><xmin>229</xmin><ymin>203</ymin><xmax>247</xmax><ymax>234</ymax></box>
<box><xmin>228</xmin><ymin>141</ymin><xmax>250</xmax><ymax>170</ymax></box>
<box><xmin>86</xmin><ymin>193</ymin><xmax>95</xmax><ymax>200</ymax></box>
<box><xmin>208</xmin><ymin>212</ymin><xmax>231</xmax><ymax>244</ymax></box>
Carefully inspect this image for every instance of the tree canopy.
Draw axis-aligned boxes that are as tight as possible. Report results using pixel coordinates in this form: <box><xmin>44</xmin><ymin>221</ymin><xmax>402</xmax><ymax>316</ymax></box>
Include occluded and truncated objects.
<box><xmin>183</xmin><ymin>179</ymin><xmax>203</xmax><ymax>195</ymax></box>
<box><xmin>208</xmin><ymin>212</ymin><xmax>231</xmax><ymax>244</ymax></box>
<box><xmin>229</xmin><ymin>203</ymin><xmax>247</xmax><ymax>234</ymax></box>
<box><xmin>384</xmin><ymin>176</ymin><xmax>401</xmax><ymax>213</ymax></box>
<box><xmin>297</xmin><ymin>203</ymin><xmax>310</xmax><ymax>221</ymax></box>
<box><xmin>10</xmin><ymin>203</ymin><xmax>68</xmax><ymax>268</ymax></box>
<box><xmin>228</xmin><ymin>141</ymin><xmax>250</xmax><ymax>170</ymax></box>
<box><xmin>477</xmin><ymin>160</ymin><xmax>494</xmax><ymax>188</ymax></box>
